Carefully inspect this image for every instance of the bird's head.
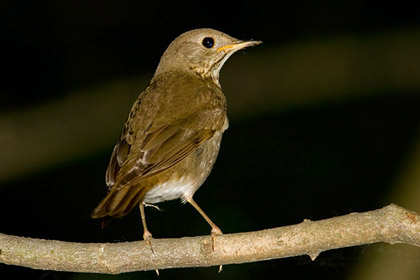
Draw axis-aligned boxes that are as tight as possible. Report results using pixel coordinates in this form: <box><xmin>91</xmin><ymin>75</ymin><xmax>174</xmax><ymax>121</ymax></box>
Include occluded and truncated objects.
<box><xmin>154</xmin><ymin>28</ymin><xmax>261</xmax><ymax>86</ymax></box>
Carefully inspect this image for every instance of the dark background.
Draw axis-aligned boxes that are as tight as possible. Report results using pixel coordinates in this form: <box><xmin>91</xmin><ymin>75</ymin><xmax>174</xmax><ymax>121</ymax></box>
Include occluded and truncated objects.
<box><xmin>1</xmin><ymin>1</ymin><xmax>420</xmax><ymax>279</ymax></box>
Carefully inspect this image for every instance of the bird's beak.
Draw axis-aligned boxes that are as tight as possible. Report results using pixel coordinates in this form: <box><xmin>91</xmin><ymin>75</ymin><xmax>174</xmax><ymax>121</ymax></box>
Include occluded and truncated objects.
<box><xmin>217</xmin><ymin>40</ymin><xmax>262</xmax><ymax>53</ymax></box>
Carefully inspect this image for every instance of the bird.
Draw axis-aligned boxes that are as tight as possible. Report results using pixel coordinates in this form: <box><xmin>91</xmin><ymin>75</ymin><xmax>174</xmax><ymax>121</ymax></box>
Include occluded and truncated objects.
<box><xmin>91</xmin><ymin>28</ymin><xmax>261</xmax><ymax>243</ymax></box>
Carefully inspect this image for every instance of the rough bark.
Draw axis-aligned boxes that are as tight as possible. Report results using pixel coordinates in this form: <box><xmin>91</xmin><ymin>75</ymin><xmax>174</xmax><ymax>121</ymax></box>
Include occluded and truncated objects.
<box><xmin>1</xmin><ymin>204</ymin><xmax>419</xmax><ymax>274</ymax></box>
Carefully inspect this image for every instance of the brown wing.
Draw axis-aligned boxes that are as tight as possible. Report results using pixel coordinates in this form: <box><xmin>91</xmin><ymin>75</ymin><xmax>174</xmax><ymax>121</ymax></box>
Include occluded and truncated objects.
<box><xmin>113</xmin><ymin>117</ymin><xmax>221</xmax><ymax>188</ymax></box>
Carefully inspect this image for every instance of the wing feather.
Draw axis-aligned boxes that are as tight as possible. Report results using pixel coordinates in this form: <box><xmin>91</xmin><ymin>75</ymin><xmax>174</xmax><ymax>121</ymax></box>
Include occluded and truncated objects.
<box><xmin>105</xmin><ymin>76</ymin><xmax>226</xmax><ymax>192</ymax></box>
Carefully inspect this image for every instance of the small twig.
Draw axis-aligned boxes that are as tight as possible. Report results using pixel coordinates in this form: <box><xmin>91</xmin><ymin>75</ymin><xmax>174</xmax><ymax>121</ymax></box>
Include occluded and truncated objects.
<box><xmin>0</xmin><ymin>204</ymin><xmax>419</xmax><ymax>274</ymax></box>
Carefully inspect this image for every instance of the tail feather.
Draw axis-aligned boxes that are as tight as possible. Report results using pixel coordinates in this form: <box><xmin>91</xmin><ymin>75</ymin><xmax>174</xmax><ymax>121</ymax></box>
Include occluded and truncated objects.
<box><xmin>91</xmin><ymin>185</ymin><xmax>147</xmax><ymax>219</ymax></box>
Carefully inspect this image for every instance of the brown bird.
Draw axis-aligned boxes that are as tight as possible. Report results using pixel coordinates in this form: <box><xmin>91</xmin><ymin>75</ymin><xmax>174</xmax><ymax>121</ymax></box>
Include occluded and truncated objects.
<box><xmin>91</xmin><ymin>28</ymin><xmax>261</xmax><ymax>242</ymax></box>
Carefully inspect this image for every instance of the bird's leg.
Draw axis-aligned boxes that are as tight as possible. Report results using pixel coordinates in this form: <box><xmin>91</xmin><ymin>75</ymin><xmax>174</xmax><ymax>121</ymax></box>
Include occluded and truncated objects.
<box><xmin>140</xmin><ymin>201</ymin><xmax>160</xmax><ymax>275</ymax></box>
<box><xmin>186</xmin><ymin>197</ymin><xmax>222</xmax><ymax>250</ymax></box>
<box><xmin>139</xmin><ymin>201</ymin><xmax>154</xmax><ymax>253</ymax></box>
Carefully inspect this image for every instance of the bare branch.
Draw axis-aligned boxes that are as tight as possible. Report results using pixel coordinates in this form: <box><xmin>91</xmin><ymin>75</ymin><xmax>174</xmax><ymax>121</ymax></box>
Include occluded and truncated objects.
<box><xmin>0</xmin><ymin>204</ymin><xmax>419</xmax><ymax>274</ymax></box>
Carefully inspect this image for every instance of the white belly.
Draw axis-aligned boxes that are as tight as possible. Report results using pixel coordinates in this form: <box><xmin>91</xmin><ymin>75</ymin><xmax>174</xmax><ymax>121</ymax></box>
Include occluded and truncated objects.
<box><xmin>144</xmin><ymin>175</ymin><xmax>196</xmax><ymax>204</ymax></box>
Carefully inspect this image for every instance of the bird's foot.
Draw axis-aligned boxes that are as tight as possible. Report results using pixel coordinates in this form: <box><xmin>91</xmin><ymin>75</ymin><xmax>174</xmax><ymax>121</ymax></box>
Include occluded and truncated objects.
<box><xmin>210</xmin><ymin>227</ymin><xmax>223</xmax><ymax>273</ymax></box>
<box><xmin>143</xmin><ymin>230</ymin><xmax>155</xmax><ymax>254</ymax></box>
<box><xmin>143</xmin><ymin>230</ymin><xmax>159</xmax><ymax>275</ymax></box>
<box><xmin>210</xmin><ymin>226</ymin><xmax>223</xmax><ymax>251</ymax></box>
<box><xmin>144</xmin><ymin>203</ymin><xmax>163</xmax><ymax>212</ymax></box>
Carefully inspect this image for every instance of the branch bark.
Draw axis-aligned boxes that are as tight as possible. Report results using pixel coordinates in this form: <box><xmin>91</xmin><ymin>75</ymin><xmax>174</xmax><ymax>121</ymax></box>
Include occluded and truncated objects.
<box><xmin>1</xmin><ymin>204</ymin><xmax>419</xmax><ymax>274</ymax></box>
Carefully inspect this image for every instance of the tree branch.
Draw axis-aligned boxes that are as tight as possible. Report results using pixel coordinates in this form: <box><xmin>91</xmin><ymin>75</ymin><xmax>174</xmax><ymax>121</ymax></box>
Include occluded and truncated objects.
<box><xmin>1</xmin><ymin>204</ymin><xmax>419</xmax><ymax>274</ymax></box>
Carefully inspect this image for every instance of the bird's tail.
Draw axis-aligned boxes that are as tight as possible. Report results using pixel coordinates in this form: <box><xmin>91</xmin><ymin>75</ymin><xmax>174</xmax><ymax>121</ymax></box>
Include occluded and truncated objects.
<box><xmin>91</xmin><ymin>185</ymin><xmax>147</xmax><ymax>220</ymax></box>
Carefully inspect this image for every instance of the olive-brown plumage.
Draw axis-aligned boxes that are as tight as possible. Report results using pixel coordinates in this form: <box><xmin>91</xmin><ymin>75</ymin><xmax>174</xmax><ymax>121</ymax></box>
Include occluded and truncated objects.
<box><xmin>91</xmin><ymin>28</ymin><xmax>261</xmax><ymax>239</ymax></box>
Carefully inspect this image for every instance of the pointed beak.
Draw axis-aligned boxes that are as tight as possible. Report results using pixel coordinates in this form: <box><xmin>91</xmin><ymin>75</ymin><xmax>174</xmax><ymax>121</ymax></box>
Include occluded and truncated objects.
<box><xmin>216</xmin><ymin>40</ymin><xmax>262</xmax><ymax>53</ymax></box>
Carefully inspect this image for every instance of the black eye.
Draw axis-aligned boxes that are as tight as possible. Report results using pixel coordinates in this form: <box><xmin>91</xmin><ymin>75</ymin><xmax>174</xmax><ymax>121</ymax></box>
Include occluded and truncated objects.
<box><xmin>202</xmin><ymin>37</ymin><xmax>214</xmax><ymax>48</ymax></box>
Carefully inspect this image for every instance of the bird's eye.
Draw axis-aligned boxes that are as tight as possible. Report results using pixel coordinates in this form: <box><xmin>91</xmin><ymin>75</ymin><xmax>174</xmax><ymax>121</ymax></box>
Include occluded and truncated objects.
<box><xmin>202</xmin><ymin>37</ymin><xmax>214</xmax><ymax>48</ymax></box>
